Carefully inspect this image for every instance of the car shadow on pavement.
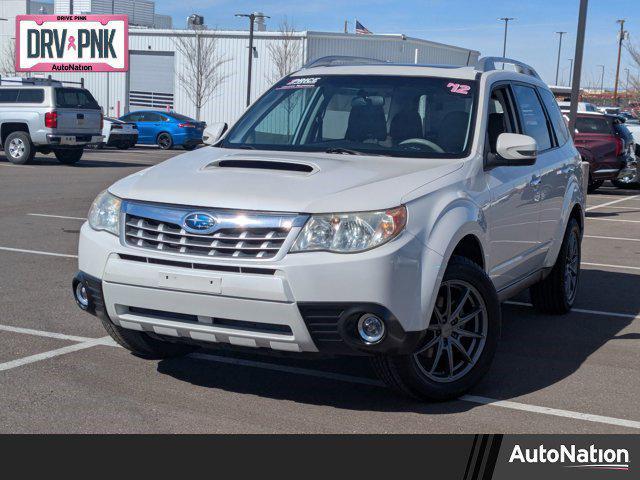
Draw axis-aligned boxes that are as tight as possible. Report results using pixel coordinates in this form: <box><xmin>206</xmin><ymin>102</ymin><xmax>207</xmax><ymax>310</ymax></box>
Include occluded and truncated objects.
<box><xmin>156</xmin><ymin>267</ymin><xmax>638</xmax><ymax>414</ymax></box>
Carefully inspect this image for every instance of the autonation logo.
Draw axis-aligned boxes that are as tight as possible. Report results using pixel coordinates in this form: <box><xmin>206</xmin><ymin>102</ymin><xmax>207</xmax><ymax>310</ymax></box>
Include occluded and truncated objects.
<box><xmin>509</xmin><ymin>444</ymin><xmax>630</xmax><ymax>471</ymax></box>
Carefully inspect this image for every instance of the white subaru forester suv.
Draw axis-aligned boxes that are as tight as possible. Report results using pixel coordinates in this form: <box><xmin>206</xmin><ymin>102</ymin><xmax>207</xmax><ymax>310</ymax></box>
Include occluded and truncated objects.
<box><xmin>74</xmin><ymin>57</ymin><xmax>586</xmax><ymax>401</ymax></box>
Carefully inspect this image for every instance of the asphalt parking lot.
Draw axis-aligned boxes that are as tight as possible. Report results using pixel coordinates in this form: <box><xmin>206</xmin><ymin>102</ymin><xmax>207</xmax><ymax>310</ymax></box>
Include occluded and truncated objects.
<box><xmin>1</xmin><ymin>148</ymin><xmax>639</xmax><ymax>433</ymax></box>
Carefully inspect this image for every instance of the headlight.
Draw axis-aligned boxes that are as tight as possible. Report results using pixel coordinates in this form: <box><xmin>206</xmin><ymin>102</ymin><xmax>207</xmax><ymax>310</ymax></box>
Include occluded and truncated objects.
<box><xmin>291</xmin><ymin>206</ymin><xmax>406</xmax><ymax>253</ymax></box>
<box><xmin>88</xmin><ymin>190</ymin><xmax>121</xmax><ymax>235</ymax></box>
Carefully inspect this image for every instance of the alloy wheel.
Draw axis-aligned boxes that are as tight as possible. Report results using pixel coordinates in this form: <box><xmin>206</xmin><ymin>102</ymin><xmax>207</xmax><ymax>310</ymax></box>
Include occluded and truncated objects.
<box><xmin>564</xmin><ymin>230</ymin><xmax>580</xmax><ymax>303</ymax></box>
<box><xmin>8</xmin><ymin>138</ymin><xmax>25</xmax><ymax>159</ymax></box>
<box><xmin>414</xmin><ymin>280</ymin><xmax>488</xmax><ymax>383</ymax></box>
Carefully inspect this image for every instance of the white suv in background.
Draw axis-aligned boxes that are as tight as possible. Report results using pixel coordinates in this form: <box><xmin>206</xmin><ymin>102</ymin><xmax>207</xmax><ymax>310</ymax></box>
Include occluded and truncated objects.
<box><xmin>73</xmin><ymin>57</ymin><xmax>586</xmax><ymax>401</ymax></box>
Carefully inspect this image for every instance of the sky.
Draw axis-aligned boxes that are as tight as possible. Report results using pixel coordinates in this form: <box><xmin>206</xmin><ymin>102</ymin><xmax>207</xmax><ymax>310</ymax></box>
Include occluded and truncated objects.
<box><xmin>152</xmin><ymin>0</ymin><xmax>640</xmax><ymax>89</ymax></box>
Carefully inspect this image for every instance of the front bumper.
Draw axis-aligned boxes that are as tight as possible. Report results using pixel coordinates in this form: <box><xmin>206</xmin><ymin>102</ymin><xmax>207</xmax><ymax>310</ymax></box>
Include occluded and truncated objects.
<box><xmin>616</xmin><ymin>154</ymin><xmax>639</xmax><ymax>184</ymax></box>
<box><xmin>76</xmin><ymin>222</ymin><xmax>440</xmax><ymax>356</ymax></box>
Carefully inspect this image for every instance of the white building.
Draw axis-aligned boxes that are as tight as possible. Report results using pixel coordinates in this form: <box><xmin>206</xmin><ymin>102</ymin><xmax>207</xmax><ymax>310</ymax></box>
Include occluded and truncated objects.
<box><xmin>0</xmin><ymin>3</ymin><xmax>480</xmax><ymax>124</ymax></box>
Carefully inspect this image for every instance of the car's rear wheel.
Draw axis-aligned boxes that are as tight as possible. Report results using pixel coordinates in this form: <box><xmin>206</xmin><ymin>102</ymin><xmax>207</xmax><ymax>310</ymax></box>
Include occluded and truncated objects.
<box><xmin>157</xmin><ymin>133</ymin><xmax>173</xmax><ymax>150</ymax></box>
<box><xmin>371</xmin><ymin>256</ymin><xmax>501</xmax><ymax>401</ymax></box>
<box><xmin>54</xmin><ymin>148</ymin><xmax>84</xmax><ymax>165</ymax></box>
<box><xmin>100</xmin><ymin>317</ymin><xmax>196</xmax><ymax>360</ymax></box>
<box><xmin>530</xmin><ymin>217</ymin><xmax>581</xmax><ymax>314</ymax></box>
<box><xmin>4</xmin><ymin>131</ymin><xmax>35</xmax><ymax>165</ymax></box>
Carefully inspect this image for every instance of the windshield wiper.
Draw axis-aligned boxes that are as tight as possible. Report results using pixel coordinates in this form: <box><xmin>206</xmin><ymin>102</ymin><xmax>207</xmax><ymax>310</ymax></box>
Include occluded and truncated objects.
<box><xmin>324</xmin><ymin>148</ymin><xmax>364</xmax><ymax>155</ymax></box>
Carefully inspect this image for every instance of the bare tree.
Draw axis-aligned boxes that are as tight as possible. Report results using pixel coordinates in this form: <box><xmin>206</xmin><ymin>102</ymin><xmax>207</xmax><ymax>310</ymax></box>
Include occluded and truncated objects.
<box><xmin>266</xmin><ymin>18</ymin><xmax>302</xmax><ymax>85</ymax></box>
<box><xmin>0</xmin><ymin>39</ymin><xmax>24</xmax><ymax>77</ymax></box>
<box><xmin>174</xmin><ymin>31</ymin><xmax>231</xmax><ymax>121</ymax></box>
<box><xmin>625</xmin><ymin>42</ymin><xmax>640</xmax><ymax>98</ymax></box>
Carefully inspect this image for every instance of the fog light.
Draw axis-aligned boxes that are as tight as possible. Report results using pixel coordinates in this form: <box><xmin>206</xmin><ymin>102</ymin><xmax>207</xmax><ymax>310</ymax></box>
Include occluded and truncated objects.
<box><xmin>75</xmin><ymin>282</ymin><xmax>89</xmax><ymax>310</ymax></box>
<box><xmin>357</xmin><ymin>314</ymin><xmax>385</xmax><ymax>344</ymax></box>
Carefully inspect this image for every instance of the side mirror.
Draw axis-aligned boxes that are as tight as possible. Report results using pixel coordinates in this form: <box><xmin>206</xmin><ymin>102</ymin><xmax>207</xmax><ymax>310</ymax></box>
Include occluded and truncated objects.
<box><xmin>203</xmin><ymin>122</ymin><xmax>228</xmax><ymax>145</ymax></box>
<box><xmin>487</xmin><ymin>133</ymin><xmax>537</xmax><ymax>168</ymax></box>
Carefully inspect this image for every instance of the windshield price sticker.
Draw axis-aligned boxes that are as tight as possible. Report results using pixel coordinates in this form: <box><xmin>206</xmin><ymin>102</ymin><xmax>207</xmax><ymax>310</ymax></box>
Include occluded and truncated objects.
<box><xmin>277</xmin><ymin>77</ymin><xmax>322</xmax><ymax>90</ymax></box>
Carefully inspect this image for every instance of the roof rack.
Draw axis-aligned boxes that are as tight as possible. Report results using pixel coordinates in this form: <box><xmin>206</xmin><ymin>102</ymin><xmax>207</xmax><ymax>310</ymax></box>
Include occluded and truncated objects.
<box><xmin>303</xmin><ymin>55</ymin><xmax>388</xmax><ymax>69</ymax></box>
<box><xmin>0</xmin><ymin>75</ymin><xmax>85</xmax><ymax>88</ymax></box>
<box><xmin>476</xmin><ymin>57</ymin><xmax>541</xmax><ymax>79</ymax></box>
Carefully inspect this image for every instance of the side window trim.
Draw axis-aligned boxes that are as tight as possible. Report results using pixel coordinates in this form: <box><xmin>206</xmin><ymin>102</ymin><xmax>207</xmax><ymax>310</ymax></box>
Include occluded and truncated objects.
<box><xmin>534</xmin><ymin>86</ymin><xmax>560</xmax><ymax>149</ymax></box>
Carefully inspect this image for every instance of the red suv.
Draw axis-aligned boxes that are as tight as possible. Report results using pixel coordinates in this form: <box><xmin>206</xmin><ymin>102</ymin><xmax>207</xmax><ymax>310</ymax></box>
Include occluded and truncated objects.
<box><xmin>573</xmin><ymin>113</ymin><xmax>635</xmax><ymax>192</ymax></box>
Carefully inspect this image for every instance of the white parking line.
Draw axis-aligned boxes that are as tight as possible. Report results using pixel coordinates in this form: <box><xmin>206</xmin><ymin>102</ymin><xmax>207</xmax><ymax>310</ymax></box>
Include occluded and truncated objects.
<box><xmin>0</xmin><ymin>324</ymin><xmax>98</xmax><ymax>343</ymax></box>
<box><xmin>585</xmin><ymin>235</ymin><xmax>640</xmax><ymax>243</ymax></box>
<box><xmin>27</xmin><ymin>213</ymin><xmax>86</xmax><ymax>221</ymax></box>
<box><xmin>586</xmin><ymin>195</ymin><xmax>640</xmax><ymax>211</ymax></box>
<box><xmin>0</xmin><ymin>163</ymin><xmax>35</xmax><ymax>169</ymax></box>
<box><xmin>0</xmin><ymin>337</ymin><xmax>113</xmax><ymax>373</ymax></box>
<box><xmin>0</xmin><ymin>246</ymin><xmax>77</xmax><ymax>258</ymax></box>
<box><xmin>504</xmin><ymin>300</ymin><xmax>640</xmax><ymax>321</ymax></box>
<box><xmin>587</xmin><ymin>218</ymin><xmax>640</xmax><ymax>224</ymax></box>
<box><xmin>582</xmin><ymin>262</ymin><xmax>640</xmax><ymax>272</ymax></box>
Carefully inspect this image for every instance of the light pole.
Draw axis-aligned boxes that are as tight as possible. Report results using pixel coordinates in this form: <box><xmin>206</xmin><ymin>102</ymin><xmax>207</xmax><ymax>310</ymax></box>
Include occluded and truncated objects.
<box><xmin>555</xmin><ymin>31</ymin><xmax>567</xmax><ymax>85</ymax></box>
<box><xmin>625</xmin><ymin>67</ymin><xmax>630</xmax><ymax>94</ymax></box>
<box><xmin>498</xmin><ymin>17</ymin><xmax>515</xmax><ymax>60</ymax></box>
<box><xmin>568</xmin><ymin>58</ymin><xmax>574</xmax><ymax>87</ymax></box>
<box><xmin>236</xmin><ymin>12</ymin><xmax>270</xmax><ymax>107</ymax></box>
<box><xmin>613</xmin><ymin>19</ymin><xmax>627</xmax><ymax>104</ymax></box>
<box><xmin>598</xmin><ymin>64</ymin><xmax>605</xmax><ymax>94</ymax></box>
<box><xmin>568</xmin><ymin>0</ymin><xmax>589</xmax><ymax>137</ymax></box>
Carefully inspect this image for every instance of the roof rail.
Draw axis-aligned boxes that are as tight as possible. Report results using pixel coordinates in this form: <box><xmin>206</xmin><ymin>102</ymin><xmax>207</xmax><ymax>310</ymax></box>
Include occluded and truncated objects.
<box><xmin>0</xmin><ymin>75</ymin><xmax>85</xmax><ymax>88</ymax></box>
<box><xmin>476</xmin><ymin>57</ymin><xmax>541</xmax><ymax>79</ymax></box>
<box><xmin>303</xmin><ymin>55</ymin><xmax>388</xmax><ymax>69</ymax></box>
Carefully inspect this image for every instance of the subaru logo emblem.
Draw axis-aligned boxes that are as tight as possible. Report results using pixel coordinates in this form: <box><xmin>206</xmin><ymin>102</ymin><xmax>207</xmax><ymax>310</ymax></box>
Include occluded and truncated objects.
<box><xmin>183</xmin><ymin>212</ymin><xmax>217</xmax><ymax>234</ymax></box>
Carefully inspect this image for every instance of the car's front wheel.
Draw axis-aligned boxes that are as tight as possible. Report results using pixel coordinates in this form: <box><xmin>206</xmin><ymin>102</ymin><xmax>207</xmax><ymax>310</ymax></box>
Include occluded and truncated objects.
<box><xmin>157</xmin><ymin>133</ymin><xmax>173</xmax><ymax>150</ymax></box>
<box><xmin>371</xmin><ymin>256</ymin><xmax>501</xmax><ymax>401</ymax></box>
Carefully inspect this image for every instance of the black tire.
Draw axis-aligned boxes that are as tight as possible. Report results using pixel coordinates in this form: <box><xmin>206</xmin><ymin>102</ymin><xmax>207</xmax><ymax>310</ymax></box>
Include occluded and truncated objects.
<box><xmin>3</xmin><ymin>131</ymin><xmax>35</xmax><ymax>165</ymax></box>
<box><xmin>530</xmin><ymin>218</ymin><xmax>581</xmax><ymax>314</ymax></box>
<box><xmin>54</xmin><ymin>148</ymin><xmax>84</xmax><ymax>165</ymax></box>
<box><xmin>587</xmin><ymin>177</ymin><xmax>604</xmax><ymax>193</ymax></box>
<box><xmin>157</xmin><ymin>132</ymin><xmax>173</xmax><ymax>150</ymax></box>
<box><xmin>100</xmin><ymin>317</ymin><xmax>196</xmax><ymax>360</ymax></box>
<box><xmin>182</xmin><ymin>143</ymin><xmax>197</xmax><ymax>151</ymax></box>
<box><xmin>371</xmin><ymin>256</ymin><xmax>501</xmax><ymax>401</ymax></box>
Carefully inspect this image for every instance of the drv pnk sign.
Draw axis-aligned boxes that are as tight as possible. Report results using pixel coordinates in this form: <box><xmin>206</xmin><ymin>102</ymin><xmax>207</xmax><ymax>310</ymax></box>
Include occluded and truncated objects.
<box><xmin>16</xmin><ymin>15</ymin><xmax>129</xmax><ymax>72</ymax></box>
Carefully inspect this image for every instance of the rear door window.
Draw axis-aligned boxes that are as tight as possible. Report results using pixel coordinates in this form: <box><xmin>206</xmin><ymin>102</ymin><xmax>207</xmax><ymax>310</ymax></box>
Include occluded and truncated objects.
<box><xmin>512</xmin><ymin>84</ymin><xmax>553</xmax><ymax>151</ymax></box>
<box><xmin>17</xmin><ymin>89</ymin><xmax>44</xmax><ymax>103</ymax></box>
<box><xmin>538</xmin><ymin>88</ymin><xmax>570</xmax><ymax>145</ymax></box>
<box><xmin>55</xmin><ymin>88</ymin><xmax>100</xmax><ymax>109</ymax></box>
<box><xmin>142</xmin><ymin>112</ymin><xmax>164</xmax><ymax>122</ymax></box>
<box><xmin>0</xmin><ymin>89</ymin><xmax>20</xmax><ymax>103</ymax></box>
<box><xmin>575</xmin><ymin>117</ymin><xmax>612</xmax><ymax>134</ymax></box>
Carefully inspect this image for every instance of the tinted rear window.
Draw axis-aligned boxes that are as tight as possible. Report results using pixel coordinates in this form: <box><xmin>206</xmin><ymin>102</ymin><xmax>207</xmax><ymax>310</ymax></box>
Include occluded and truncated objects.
<box><xmin>170</xmin><ymin>113</ymin><xmax>197</xmax><ymax>122</ymax></box>
<box><xmin>55</xmin><ymin>88</ymin><xmax>100</xmax><ymax>109</ymax></box>
<box><xmin>575</xmin><ymin>117</ymin><xmax>612</xmax><ymax>134</ymax></box>
<box><xmin>0</xmin><ymin>88</ymin><xmax>44</xmax><ymax>103</ymax></box>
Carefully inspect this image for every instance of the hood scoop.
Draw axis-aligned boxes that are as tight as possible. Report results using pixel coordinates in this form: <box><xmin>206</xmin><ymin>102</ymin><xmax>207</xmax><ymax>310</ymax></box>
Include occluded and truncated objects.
<box><xmin>207</xmin><ymin>158</ymin><xmax>316</xmax><ymax>174</ymax></box>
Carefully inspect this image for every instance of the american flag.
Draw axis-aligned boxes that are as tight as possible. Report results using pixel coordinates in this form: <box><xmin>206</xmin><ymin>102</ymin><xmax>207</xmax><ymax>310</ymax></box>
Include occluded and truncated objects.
<box><xmin>355</xmin><ymin>20</ymin><xmax>372</xmax><ymax>35</ymax></box>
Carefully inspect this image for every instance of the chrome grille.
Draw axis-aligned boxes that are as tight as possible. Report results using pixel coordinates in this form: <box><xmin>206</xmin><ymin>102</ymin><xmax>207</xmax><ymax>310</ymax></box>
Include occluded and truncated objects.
<box><xmin>121</xmin><ymin>202</ymin><xmax>304</xmax><ymax>260</ymax></box>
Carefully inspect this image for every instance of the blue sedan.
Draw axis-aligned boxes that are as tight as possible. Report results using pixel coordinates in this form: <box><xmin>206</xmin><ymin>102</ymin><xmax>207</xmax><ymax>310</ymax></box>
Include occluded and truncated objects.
<box><xmin>119</xmin><ymin>110</ymin><xmax>206</xmax><ymax>150</ymax></box>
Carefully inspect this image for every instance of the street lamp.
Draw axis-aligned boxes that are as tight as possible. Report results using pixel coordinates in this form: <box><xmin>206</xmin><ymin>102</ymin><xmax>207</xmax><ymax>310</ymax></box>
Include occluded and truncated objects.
<box><xmin>568</xmin><ymin>0</ymin><xmax>589</xmax><ymax>137</ymax></box>
<box><xmin>555</xmin><ymin>32</ymin><xmax>567</xmax><ymax>85</ymax></box>
<box><xmin>498</xmin><ymin>17</ymin><xmax>515</xmax><ymax>60</ymax></box>
<box><xmin>236</xmin><ymin>12</ymin><xmax>270</xmax><ymax>107</ymax></box>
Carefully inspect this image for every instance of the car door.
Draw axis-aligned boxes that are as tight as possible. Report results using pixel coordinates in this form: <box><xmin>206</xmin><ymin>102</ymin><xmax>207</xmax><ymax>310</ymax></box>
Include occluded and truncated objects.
<box><xmin>141</xmin><ymin>112</ymin><xmax>166</xmax><ymax>144</ymax></box>
<box><xmin>536</xmin><ymin>87</ymin><xmax>575</xmax><ymax>248</ymax></box>
<box><xmin>484</xmin><ymin>84</ymin><xmax>542</xmax><ymax>291</ymax></box>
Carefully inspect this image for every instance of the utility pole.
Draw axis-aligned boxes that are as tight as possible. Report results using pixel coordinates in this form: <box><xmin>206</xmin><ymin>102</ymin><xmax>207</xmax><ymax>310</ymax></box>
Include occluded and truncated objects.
<box><xmin>598</xmin><ymin>64</ymin><xmax>605</xmax><ymax>94</ymax></box>
<box><xmin>568</xmin><ymin>58</ymin><xmax>574</xmax><ymax>87</ymax></box>
<box><xmin>555</xmin><ymin>31</ymin><xmax>567</xmax><ymax>85</ymax></box>
<box><xmin>569</xmin><ymin>0</ymin><xmax>589</xmax><ymax>137</ymax></box>
<box><xmin>498</xmin><ymin>17</ymin><xmax>515</xmax><ymax>61</ymax></box>
<box><xmin>236</xmin><ymin>13</ymin><xmax>270</xmax><ymax>107</ymax></box>
<box><xmin>344</xmin><ymin>20</ymin><xmax>348</xmax><ymax>33</ymax></box>
<box><xmin>613</xmin><ymin>19</ymin><xmax>627</xmax><ymax>104</ymax></box>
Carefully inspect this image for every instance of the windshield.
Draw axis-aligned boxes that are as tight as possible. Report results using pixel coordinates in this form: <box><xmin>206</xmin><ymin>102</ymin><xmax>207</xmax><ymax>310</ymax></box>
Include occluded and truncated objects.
<box><xmin>222</xmin><ymin>75</ymin><xmax>477</xmax><ymax>158</ymax></box>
